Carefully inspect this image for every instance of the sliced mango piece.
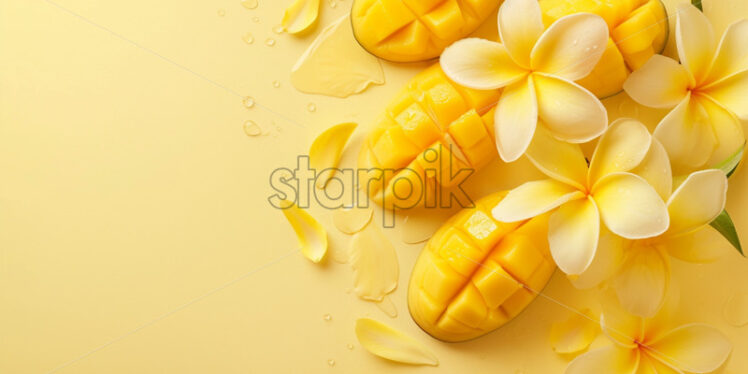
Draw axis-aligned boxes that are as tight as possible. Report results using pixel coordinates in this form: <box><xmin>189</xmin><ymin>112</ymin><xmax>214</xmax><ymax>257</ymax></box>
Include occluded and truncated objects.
<box><xmin>309</xmin><ymin>122</ymin><xmax>357</xmax><ymax>188</ymax></box>
<box><xmin>408</xmin><ymin>192</ymin><xmax>555</xmax><ymax>342</ymax></box>
<box><xmin>280</xmin><ymin>200</ymin><xmax>328</xmax><ymax>263</ymax></box>
<box><xmin>281</xmin><ymin>0</ymin><xmax>321</xmax><ymax>34</ymax></box>
<box><xmin>355</xmin><ymin>318</ymin><xmax>439</xmax><ymax>366</ymax></box>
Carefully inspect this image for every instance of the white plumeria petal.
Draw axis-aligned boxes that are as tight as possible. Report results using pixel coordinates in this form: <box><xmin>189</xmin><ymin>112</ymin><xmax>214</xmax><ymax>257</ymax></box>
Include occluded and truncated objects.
<box><xmin>440</xmin><ymin>38</ymin><xmax>528</xmax><ymax>90</ymax></box>
<box><xmin>648</xmin><ymin>324</ymin><xmax>732</xmax><ymax>373</ymax></box>
<box><xmin>531</xmin><ymin>13</ymin><xmax>609</xmax><ymax>81</ymax></box>
<box><xmin>571</xmin><ymin>227</ymin><xmax>625</xmax><ymax>290</ymax></box>
<box><xmin>525</xmin><ymin>125</ymin><xmax>589</xmax><ymax>190</ymax></box>
<box><xmin>699</xmin><ymin>95</ymin><xmax>746</xmax><ymax>167</ymax></box>
<box><xmin>549</xmin><ymin>196</ymin><xmax>600</xmax><ymax>275</ymax></box>
<box><xmin>623</xmin><ymin>55</ymin><xmax>691</xmax><ymax>109</ymax></box>
<box><xmin>592</xmin><ymin>172</ymin><xmax>669</xmax><ymax>239</ymax></box>
<box><xmin>566</xmin><ymin>346</ymin><xmax>639</xmax><ymax>374</ymax></box>
<box><xmin>497</xmin><ymin>0</ymin><xmax>544</xmax><ymax>68</ymax></box>
<box><xmin>703</xmin><ymin>70</ymin><xmax>748</xmax><ymax>120</ymax></box>
<box><xmin>534</xmin><ymin>73</ymin><xmax>608</xmax><ymax>143</ymax></box>
<box><xmin>705</xmin><ymin>19</ymin><xmax>748</xmax><ymax>84</ymax></box>
<box><xmin>630</xmin><ymin>138</ymin><xmax>673</xmax><ymax>201</ymax></box>
<box><xmin>654</xmin><ymin>94</ymin><xmax>717</xmax><ymax>170</ymax></box>
<box><xmin>675</xmin><ymin>3</ymin><xmax>717</xmax><ymax>85</ymax></box>
<box><xmin>666</xmin><ymin>169</ymin><xmax>727</xmax><ymax>237</ymax></box>
<box><xmin>492</xmin><ymin>179</ymin><xmax>584</xmax><ymax>223</ymax></box>
<box><xmin>614</xmin><ymin>244</ymin><xmax>670</xmax><ymax>318</ymax></box>
<box><xmin>588</xmin><ymin>118</ymin><xmax>652</xmax><ymax>187</ymax></box>
<box><xmin>494</xmin><ymin>76</ymin><xmax>538</xmax><ymax>162</ymax></box>
<box><xmin>665</xmin><ymin>226</ymin><xmax>729</xmax><ymax>264</ymax></box>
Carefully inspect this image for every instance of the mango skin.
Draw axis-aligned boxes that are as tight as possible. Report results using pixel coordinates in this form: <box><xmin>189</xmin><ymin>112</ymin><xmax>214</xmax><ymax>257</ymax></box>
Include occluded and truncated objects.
<box><xmin>408</xmin><ymin>192</ymin><xmax>555</xmax><ymax>342</ymax></box>
<box><xmin>351</xmin><ymin>0</ymin><xmax>502</xmax><ymax>62</ymax></box>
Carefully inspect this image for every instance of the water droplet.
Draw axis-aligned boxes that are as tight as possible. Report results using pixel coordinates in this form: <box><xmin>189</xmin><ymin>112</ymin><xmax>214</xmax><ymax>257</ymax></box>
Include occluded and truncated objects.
<box><xmin>584</xmin><ymin>47</ymin><xmax>591</xmax><ymax>52</ymax></box>
<box><xmin>265</xmin><ymin>38</ymin><xmax>276</xmax><ymax>46</ymax></box>
<box><xmin>272</xmin><ymin>80</ymin><xmax>281</xmax><ymax>88</ymax></box>
<box><xmin>252</xmin><ymin>16</ymin><xmax>260</xmax><ymax>23</ymax></box>
<box><xmin>323</xmin><ymin>313</ymin><xmax>332</xmax><ymax>321</ymax></box>
<box><xmin>272</xmin><ymin>25</ymin><xmax>285</xmax><ymax>34</ymax></box>
<box><xmin>240</xmin><ymin>0</ymin><xmax>258</xmax><ymax>9</ymax></box>
<box><xmin>327</xmin><ymin>359</ymin><xmax>336</xmax><ymax>367</ymax></box>
<box><xmin>572</xmin><ymin>39</ymin><xmax>579</xmax><ymax>46</ymax></box>
<box><xmin>346</xmin><ymin>344</ymin><xmax>354</xmax><ymax>350</ymax></box>
<box><xmin>217</xmin><ymin>9</ymin><xmax>226</xmax><ymax>17</ymax></box>
<box><xmin>242</xmin><ymin>32</ymin><xmax>255</xmax><ymax>44</ymax></box>
<box><xmin>243</xmin><ymin>96</ymin><xmax>255</xmax><ymax>108</ymax></box>
<box><xmin>243</xmin><ymin>120</ymin><xmax>262</xmax><ymax>136</ymax></box>
<box><xmin>329</xmin><ymin>0</ymin><xmax>337</xmax><ymax>8</ymax></box>
<box><xmin>592</xmin><ymin>45</ymin><xmax>599</xmax><ymax>50</ymax></box>
<box><xmin>307</xmin><ymin>103</ymin><xmax>317</xmax><ymax>112</ymax></box>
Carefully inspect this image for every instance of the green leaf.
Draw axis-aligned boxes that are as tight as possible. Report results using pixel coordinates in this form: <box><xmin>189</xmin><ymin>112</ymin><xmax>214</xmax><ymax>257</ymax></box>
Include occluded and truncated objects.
<box><xmin>710</xmin><ymin>210</ymin><xmax>743</xmax><ymax>256</ymax></box>
<box><xmin>692</xmin><ymin>0</ymin><xmax>703</xmax><ymax>11</ymax></box>
<box><xmin>714</xmin><ymin>144</ymin><xmax>745</xmax><ymax>178</ymax></box>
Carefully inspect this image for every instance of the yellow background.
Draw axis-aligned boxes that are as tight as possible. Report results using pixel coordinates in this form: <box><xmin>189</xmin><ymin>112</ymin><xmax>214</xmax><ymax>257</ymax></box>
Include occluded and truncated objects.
<box><xmin>1</xmin><ymin>0</ymin><xmax>746</xmax><ymax>372</ymax></box>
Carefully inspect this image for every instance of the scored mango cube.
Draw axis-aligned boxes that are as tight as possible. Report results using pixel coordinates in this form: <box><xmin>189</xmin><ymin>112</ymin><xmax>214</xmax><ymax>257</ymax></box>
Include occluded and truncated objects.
<box><xmin>408</xmin><ymin>192</ymin><xmax>556</xmax><ymax>342</ymax></box>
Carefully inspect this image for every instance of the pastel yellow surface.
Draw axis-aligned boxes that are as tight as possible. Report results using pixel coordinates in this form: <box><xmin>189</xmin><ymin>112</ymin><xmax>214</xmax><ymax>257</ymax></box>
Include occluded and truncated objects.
<box><xmin>0</xmin><ymin>1</ymin><xmax>747</xmax><ymax>374</ymax></box>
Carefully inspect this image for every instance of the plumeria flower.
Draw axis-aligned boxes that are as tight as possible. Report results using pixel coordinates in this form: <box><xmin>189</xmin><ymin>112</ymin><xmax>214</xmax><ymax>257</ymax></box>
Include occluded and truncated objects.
<box><xmin>567</xmin><ymin>298</ymin><xmax>732</xmax><ymax>374</ymax></box>
<box><xmin>572</xmin><ymin>168</ymin><xmax>728</xmax><ymax>318</ymax></box>
<box><xmin>624</xmin><ymin>3</ymin><xmax>747</xmax><ymax>171</ymax></box>
<box><xmin>440</xmin><ymin>0</ymin><xmax>609</xmax><ymax>162</ymax></box>
<box><xmin>492</xmin><ymin>119</ymin><xmax>670</xmax><ymax>276</ymax></box>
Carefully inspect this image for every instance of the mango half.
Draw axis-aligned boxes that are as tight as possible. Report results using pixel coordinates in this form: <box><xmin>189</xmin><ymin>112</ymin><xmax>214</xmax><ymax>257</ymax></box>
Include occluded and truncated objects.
<box><xmin>351</xmin><ymin>0</ymin><xmax>501</xmax><ymax>62</ymax></box>
<box><xmin>408</xmin><ymin>192</ymin><xmax>555</xmax><ymax>342</ymax></box>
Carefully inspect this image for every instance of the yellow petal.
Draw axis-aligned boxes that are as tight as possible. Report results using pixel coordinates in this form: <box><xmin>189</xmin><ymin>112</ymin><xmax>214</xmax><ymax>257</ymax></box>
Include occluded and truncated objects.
<box><xmin>549</xmin><ymin>197</ymin><xmax>600</xmax><ymax>275</ymax></box>
<box><xmin>495</xmin><ymin>76</ymin><xmax>537</xmax><ymax>162</ymax></box>
<box><xmin>614</xmin><ymin>244</ymin><xmax>669</xmax><ymax>318</ymax></box>
<box><xmin>601</xmin><ymin>300</ymin><xmax>644</xmax><ymax>349</ymax></box>
<box><xmin>332</xmin><ymin>206</ymin><xmax>372</xmax><ymax>234</ymax></box>
<box><xmin>350</xmin><ymin>223</ymin><xmax>399</xmax><ymax>301</ymax></box>
<box><xmin>704</xmin><ymin>19</ymin><xmax>748</xmax><ymax>84</ymax></box>
<box><xmin>666</xmin><ymin>169</ymin><xmax>727</xmax><ymax>236</ymax></box>
<box><xmin>639</xmin><ymin>354</ymin><xmax>683</xmax><ymax>374</ymax></box>
<box><xmin>566</xmin><ymin>346</ymin><xmax>639</xmax><ymax>374</ymax></box>
<box><xmin>654</xmin><ymin>94</ymin><xmax>717</xmax><ymax>169</ymax></box>
<box><xmin>355</xmin><ymin>318</ymin><xmax>439</xmax><ymax>366</ymax></box>
<box><xmin>675</xmin><ymin>3</ymin><xmax>717</xmax><ymax>84</ymax></box>
<box><xmin>699</xmin><ymin>96</ymin><xmax>745</xmax><ymax>167</ymax></box>
<box><xmin>588</xmin><ymin>118</ymin><xmax>653</xmax><ymax>187</ymax></box>
<box><xmin>631</xmin><ymin>138</ymin><xmax>673</xmax><ymax>201</ymax></box>
<box><xmin>572</xmin><ymin>227</ymin><xmax>625</xmax><ymax>290</ymax></box>
<box><xmin>281</xmin><ymin>0</ymin><xmax>320</xmax><ymax>34</ymax></box>
<box><xmin>491</xmin><ymin>179</ymin><xmax>584</xmax><ymax>222</ymax></box>
<box><xmin>723</xmin><ymin>291</ymin><xmax>748</xmax><ymax>327</ymax></box>
<box><xmin>593</xmin><ymin>173</ymin><xmax>669</xmax><ymax>239</ymax></box>
<box><xmin>526</xmin><ymin>125</ymin><xmax>588</xmax><ymax>190</ymax></box>
<box><xmin>531</xmin><ymin>13</ymin><xmax>609</xmax><ymax>81</ymax></box>
<box><xmin>440</xmin><ymin>38</ymin><xmax>528</xmax><ymax>90</ymax></box>
<box><xmin>280</xmin><ymin>200</ymin><xmax>328</xmax><ymax>263</ymax></box>
<box><xmin>550</xmin><ymin>308</ymin><xmax>600</xmax><ymax>355</ymax></box>
<box><xmin>623</xmin><ymin>55</ymin><xmax>691</xmax><ymax>109</ymax></box>
<box><xmin>534</xmin><ymin>73</ymin><xmax>608</xmax><ymax>143</ymax></box>
<box><xmin>665</xmin><ymin>225</ymin><xmax>729</xmax><ymax>263</ymax></box>
<box><xmin>497</xmin><ymin>0</ymin><xmax>544</xmax><ymax>68</ymax></box>
<box><xmin>648</xmin><ymin>324</ymin><xmax>732</xmax><ymax>373</ymax></box>
<box><xmin>309</xmin><ymin>122</ymin><xmax>357</xmax><ymax>189</ymax></box>
<box><xmin>703</xmin><ymin>70</ymin><xmax>748</xmax><ymax>120</ymax></box>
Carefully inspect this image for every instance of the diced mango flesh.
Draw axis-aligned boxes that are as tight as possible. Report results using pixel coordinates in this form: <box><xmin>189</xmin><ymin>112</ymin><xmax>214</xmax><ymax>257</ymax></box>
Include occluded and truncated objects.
<box><xmin>351</xmin><ymin>0</ymin><xmax>501</xmax><ymax>62</ymax></box>
<box><xmin>408</xmin><ymin>192</ymin><xmax>556</xmax><ymax>342</ymax></box>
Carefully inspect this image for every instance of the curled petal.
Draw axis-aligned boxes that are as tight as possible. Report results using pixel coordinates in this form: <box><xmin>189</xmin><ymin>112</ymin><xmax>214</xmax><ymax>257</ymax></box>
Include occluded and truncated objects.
<box><xmin>492</xmin><ymin>179</ymin><xmax>584</xmax><ymax>223</ymax></box>
<box><xmin>614</xmin><ymin>244</ymin><xmax>669</xmax><ymax>318</ymax></box>
<box><xmin>549</xmin><ymin>197</ymin><xmax>600</xmax><ymax>275</ymax></box>
<box><xmin>566</xmin><ymin>346</ymin><xmax>639</xmax><ymax>374</ymax></box>
<box><xmin>666</xmin><ymin>169</ymin><xmax>727</xmax><ymax>236</ymax></box>
<box><xmin>310</xmin><ymin>122</ymin><xmax>357</xmax><ymax>188</ymax></box>
<box><xmin>703</xmin><ymin>70</ymin><xmax>748</xmax><ymax>120</ymax></box>
<box><xmin>676</xmin><ymin>3</ymin><xmax>717</xmax><ymax>84</ymax></box>
<box><xmin>534</xmin><ymin>73</ymin><xmax>608</xmax><ymax>143</ymax></box>
<box><xmin>498</xmin><ymin>0</ymin><xmax>544</xmax><ymax>68</ymax></box>
<box><xmin>665</xmin><ymin>226</ymin><xmax>729</xmax><ymax>263</ymax></box>
<box><xmin>654</xmin><ymin>95</ymin><xmax>717</xmax><ymax>170</ymax></box>
<box><xmin>550</xmin><ymin>309</ymin><xmax>599</xmax><ymax>355</ymax></box>
<box><xmin>531</xmin><ymin>13</ymin><xmax>609</xmax><ymax>81</ymax></box>
<box><xmin>495</xmin><ymin>76</ymin><xmax>537</xmax><ymax>162</ymax></box>
<box><xmin>593</xmin><ymin>173</ymin><xmax>669</xmax><ymax>240</ymax></box>
<box><xmin>705</xmin><ymin>19</ymin><xmax>748</xmax><ymax>84</ymax></box>
<box><xmin>280</xmin><ymin>200</ymin><xmax>328</xmax><ymax>263</ymax></box>
<box><xmin>441</xmin><ymin>38</ymin><xmax>528</xmax><ymax>90</ymax></box>
<box><xmin>623</xmin><ymin>55</ymin><xmax>691</xmax><ymax>109</ymax></box>
<box><xmin>526</xmin><ymin>125</ymin><xmax>588</xmax><ymax>190</ymax></box>
<box><xmin>648</xmin><ymin>324</ymin><xmax>732</xmax><ymax>373</ymax></box>
<box><xmin>699</xmin><ymin>96</ymin><xmax>745</xmax><ymax>167</ymax></box>
<box><xmin>572</xmin><ymin>227</ymin><xmax>625</xmax><ymax>290</ymax></box>
<box><xmin>588</xmin><ymin>118</ymin><xmax>652</xmax><ymax>187</ymax></box>
<box><xmin>630</xmin><ymin>138</ymin><xmax>673</xmax><ymax>201</ymax></box>
<box><xmin>281</xmin><ymin>0</ymin><xmax>320</xmax><ymax>34</ymax></box>
<box><xmin>355</xmin><ymin>318</ymin><xmax>439</xmax><ymax>366</ymax></box>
